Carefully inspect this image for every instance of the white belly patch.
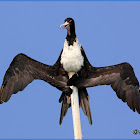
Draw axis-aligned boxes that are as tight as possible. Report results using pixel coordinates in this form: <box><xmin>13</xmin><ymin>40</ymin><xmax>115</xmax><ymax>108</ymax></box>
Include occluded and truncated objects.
<box><xmin>60</xmin><ymin>39</ymin><xmax>84</xmax><ymax>72</ymax></box>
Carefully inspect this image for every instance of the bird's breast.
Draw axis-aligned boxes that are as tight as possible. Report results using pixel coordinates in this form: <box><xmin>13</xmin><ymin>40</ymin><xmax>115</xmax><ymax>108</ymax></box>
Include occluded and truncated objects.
<box><xmin>60</xmin><ymin>39</ymin><xmax>84</xmax><ymax>73</ymax></box>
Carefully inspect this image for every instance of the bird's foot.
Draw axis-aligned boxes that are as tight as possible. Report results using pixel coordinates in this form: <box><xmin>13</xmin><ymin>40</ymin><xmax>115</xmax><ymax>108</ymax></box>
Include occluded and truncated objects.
<box><xmin>67</xmin><ymin>73</ymin><xmax>78</xmax><ymax>86</ymax></box>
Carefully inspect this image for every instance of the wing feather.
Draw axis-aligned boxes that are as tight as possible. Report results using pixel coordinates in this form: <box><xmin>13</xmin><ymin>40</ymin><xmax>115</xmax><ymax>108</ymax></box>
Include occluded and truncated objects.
<box><xmin>0</xmin><ymin>53</ymin><xmax>71</xmax><ymax>103</ymax></box>
<box><xmin>69</xmin><ymin>62</ymin><xmax>140</xmax><ymax>114</ymax></box>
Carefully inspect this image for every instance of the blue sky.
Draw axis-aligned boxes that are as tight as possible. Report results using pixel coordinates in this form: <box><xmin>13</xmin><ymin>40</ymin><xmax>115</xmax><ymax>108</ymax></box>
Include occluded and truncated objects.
<box><xmin>0</xmin><ymin>1</ymin><xmax>140</xmax><ymax>139</ymax></box>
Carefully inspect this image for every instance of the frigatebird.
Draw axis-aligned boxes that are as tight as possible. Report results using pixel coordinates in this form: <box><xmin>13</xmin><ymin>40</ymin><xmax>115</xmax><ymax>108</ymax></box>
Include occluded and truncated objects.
<box><xmin>0</xmin><ymin>18</ymin><xmax>140</xmax><ymax>126</ymax></box>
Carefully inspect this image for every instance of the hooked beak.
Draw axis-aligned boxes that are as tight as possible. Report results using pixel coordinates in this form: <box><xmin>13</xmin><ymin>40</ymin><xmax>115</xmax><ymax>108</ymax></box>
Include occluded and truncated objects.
<box><xmin>60</xmin><ymin>21</ymin><xmax>70</xmax><ymax>31</ymax></box>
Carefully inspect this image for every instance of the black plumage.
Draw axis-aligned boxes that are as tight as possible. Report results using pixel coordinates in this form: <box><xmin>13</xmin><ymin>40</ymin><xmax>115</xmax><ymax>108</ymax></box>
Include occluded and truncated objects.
<box><xmin>0</xmin><ymin>17</ymin><xmax>140</xmax><ymax>126</ymax></box>
<box><xmin>68</xmin><ymin>62</ymin><xmax>140</xmax><ymax>114</ymax></box>
<box><xmin>0</xmin><ymin>49</ymin><xmax>92</xmax><ymax>125</ymax></box>
<box><xmin>0</xmin><ymin>53</ymin><xmax>72</xmax><ymax>103</ymax></box>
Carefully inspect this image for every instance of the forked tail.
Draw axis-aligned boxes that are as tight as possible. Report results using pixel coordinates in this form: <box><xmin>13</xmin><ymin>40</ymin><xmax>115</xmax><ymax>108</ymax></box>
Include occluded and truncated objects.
<box><xmin>59</xmin><ymin>88</ymin><xmax>92</xmax><ymax>125</ymax></box>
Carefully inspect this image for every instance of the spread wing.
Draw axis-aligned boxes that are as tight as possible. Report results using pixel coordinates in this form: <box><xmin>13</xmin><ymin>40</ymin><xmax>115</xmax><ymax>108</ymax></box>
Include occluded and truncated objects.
<box><xmin>69</xmin><ymin>62</ymin><xmax>140</xmax><ymax>113</ymax></box>
<box><xmin>0</xmin><ymin>53</ymin><xmax>71</xmax><ymax>103</ymax></box>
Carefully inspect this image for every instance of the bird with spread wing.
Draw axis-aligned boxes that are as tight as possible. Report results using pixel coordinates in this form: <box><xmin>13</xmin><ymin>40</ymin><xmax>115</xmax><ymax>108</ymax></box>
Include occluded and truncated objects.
<box><xmin>0</xmin><ymin>18</ymin><xmax>140</xmax><ymax>125</ymax></box>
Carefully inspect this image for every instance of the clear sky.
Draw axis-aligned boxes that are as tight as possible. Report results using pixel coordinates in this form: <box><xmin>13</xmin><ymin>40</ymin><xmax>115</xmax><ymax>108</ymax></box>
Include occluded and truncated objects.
<box><xmin>0</xmin><ymin>1</ymin><xmax>140</xmax><ymax>139</ymax></box>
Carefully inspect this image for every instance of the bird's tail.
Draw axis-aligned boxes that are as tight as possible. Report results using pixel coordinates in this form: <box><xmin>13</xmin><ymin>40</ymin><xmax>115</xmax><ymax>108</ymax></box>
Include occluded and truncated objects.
<box><xmin>59</xmin><ymin>88</ymin><xmax>92</xmax><ymax>125</ymax></box>
<box><xmin>78</xmin><ymin>88</ymin><xmax>92</xmax><ymax>125</ymax></box>
<box><xmin>59</xmin><ymin>92</ymin><xmax>71</xmax><ymax>125</ymax></box>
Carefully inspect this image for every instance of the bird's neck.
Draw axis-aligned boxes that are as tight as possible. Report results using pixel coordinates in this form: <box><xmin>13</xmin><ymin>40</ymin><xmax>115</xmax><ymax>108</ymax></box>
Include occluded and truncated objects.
<box><xmin>66</xmin><ymin>33</ymin><xmax>76</xmax><ymax>46</ymax></box>
<box><xmin>66</xmin><ymin>35</ymin><xmax>76</xmax><ymax>46</ymax></box>
<box><xmin>66</xmin><ymin>25</ymin><xmax>76</xmax><ymax>46</ymax></box>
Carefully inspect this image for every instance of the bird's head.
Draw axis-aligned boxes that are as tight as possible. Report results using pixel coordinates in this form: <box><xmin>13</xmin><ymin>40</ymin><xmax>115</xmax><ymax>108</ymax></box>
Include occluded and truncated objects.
<box><xmin>60</xmin><ymin>18</ymin><xmax>75</xmax><ymax>36</ymax></box>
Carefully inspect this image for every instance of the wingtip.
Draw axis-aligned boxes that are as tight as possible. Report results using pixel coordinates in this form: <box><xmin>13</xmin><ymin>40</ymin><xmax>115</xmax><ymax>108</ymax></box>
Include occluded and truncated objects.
<box><xmin>0</xmin><ymin>100</ymin><xmax>3</xmax><ymax>104</ymax></box>
<box><xmin>0</xmin><ymin>85</ymin><xmax>4</xmax><ymax>104</ymax></box>
<box><xmin>0</xmin><ymin>86</ymin><xmax>2</xmax><ymax>94</ymax></box>
<box><xmin>59</xmin><ymin>120</ymin><xmax>62</xmax><ymax>125</ymax></box>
